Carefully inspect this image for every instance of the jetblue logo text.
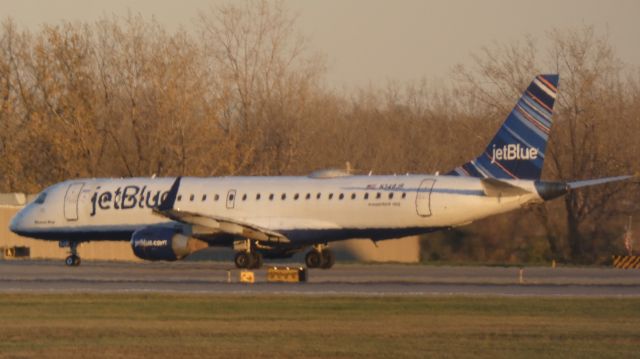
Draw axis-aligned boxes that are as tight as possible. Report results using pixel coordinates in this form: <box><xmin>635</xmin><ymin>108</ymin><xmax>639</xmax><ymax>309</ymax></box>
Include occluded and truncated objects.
<box><xmin>133</xmin><ymin>239</ymin><xmax>168</xmax><ymax>247</ymax></box>
<box><xmin>490</xmin><ymin>144</ymin><xmax>538</xmax><ymax>163</ymax></box>
<box><xmin>90</xmin><ymin>186</ymin><xmax>169</xmax><ymax>216</ymax></box>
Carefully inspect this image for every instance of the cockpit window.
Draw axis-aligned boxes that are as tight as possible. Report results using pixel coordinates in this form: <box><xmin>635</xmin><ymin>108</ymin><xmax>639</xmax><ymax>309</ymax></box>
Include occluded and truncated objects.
<box><xmin>34</xmin><ymin>192</ymin><xmax>47</xmax><ymax>204</ymax></box>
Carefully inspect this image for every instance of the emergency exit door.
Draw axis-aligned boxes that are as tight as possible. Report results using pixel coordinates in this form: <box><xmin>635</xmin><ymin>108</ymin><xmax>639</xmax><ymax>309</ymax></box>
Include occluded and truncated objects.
<box><xmin>226</xmin><ymin>189</ymin><xmax>237</xmax><ymax>209</ymax></box>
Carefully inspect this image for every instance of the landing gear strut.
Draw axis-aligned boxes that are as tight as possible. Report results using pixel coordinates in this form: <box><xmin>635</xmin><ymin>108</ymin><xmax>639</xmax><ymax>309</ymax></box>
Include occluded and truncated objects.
<box><xmin>305</xmin><ymin>245</ymin><xmax>335</xmax><ymax>269</ymax></box>
<box><xmin>60</xmin><ymin>240</ymin><xmax>81</xmax><ymax>267</ymax></box>
<box><xmin>234</xmin><ymin>239</ymin><xmax>263</xmax><ymax>269</ymax></box>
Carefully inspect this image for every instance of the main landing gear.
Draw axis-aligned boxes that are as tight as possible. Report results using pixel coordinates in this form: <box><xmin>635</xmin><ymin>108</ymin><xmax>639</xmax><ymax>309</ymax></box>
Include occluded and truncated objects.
<box><xmin>305</xmin><ymin>245</ymin><xmax>335</xmax><ymax>269</ymax></box>
<box><xmin>59</xmin><ymin>240</ymin><xmax>81</xmax><ymax>267</ymax></box>
<box><xmin>234</xmin><ymin>239</ymin><xmax>263</xmax><ymax>269</ymax></box>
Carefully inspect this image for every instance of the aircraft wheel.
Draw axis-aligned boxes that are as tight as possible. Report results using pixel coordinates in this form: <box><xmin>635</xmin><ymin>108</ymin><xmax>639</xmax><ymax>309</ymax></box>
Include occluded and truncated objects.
<box><xmin>234</xmin><ymin>252</ymin><xmax>253</xmax><ymax>269</ymax></box>
<box><xmin>320</xmin><ymin>249</ymin><xmax>335</xmax><ymax>269</ymax></box>
<box><xmin>65</xmin><ymin>255</ymin><xmax>80</xmax><ymax>267</ymax></box>
<box><xmin>250</xmin><ymin>252</ymin><xmax>263</xmax><ymax>269</ymax></box>
<box><xmin>305</xmin><ymin>250</ymin><xmax>322</xmax><ymax>268</ymax></box>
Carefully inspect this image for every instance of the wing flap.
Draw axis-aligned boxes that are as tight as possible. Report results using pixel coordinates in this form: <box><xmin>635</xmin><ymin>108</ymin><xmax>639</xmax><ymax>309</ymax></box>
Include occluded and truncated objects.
<box><xmin>152</xmin><ymin>177</ymin><xmax>290</xmax><ymax>244</ymax></box>
<box><xmin>155</xmin><ymin>208</ymin><xmax>290</xmax><ymax>244</ymax></box>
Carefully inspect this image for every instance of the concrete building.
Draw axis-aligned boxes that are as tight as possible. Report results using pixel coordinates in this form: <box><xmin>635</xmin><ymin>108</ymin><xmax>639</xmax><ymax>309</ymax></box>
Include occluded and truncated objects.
<box><xmin>0</xmin><ymin>193</ymin><xmax>420</xmax><ymax>263</ymax></box>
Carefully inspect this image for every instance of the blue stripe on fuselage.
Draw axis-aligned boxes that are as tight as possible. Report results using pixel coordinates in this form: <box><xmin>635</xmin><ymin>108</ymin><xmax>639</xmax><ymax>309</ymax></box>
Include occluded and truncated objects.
<box><xmin>13</xmin><ymin>225</ymin><xmax>447</xmax><ymax>247</ymax></box>
<box><xmin>341</xmin><ymin>187</ymin><xmax>485</xmax><ymax>196</ymax></box>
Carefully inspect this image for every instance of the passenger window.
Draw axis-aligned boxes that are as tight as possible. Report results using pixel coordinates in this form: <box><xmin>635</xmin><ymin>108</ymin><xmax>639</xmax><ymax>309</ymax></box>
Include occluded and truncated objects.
<box><xmin>305</xmin><ymin>193</ymin><xmax>311</xmax><ymax>200</ymax></box>
<box><xmin>242</xmin><ymin>194</ymin><xmax>247</xmax><ymax>201</ymax></box>
<box><xmin>351</xmin><ymin>193</ymin><xmax>356</xmax><ymax>200</ymax></box>
<box><xmin>316</xmin><ymin>193</ymin><xmax>321</xmax><ymax>199</ymax></box>
<box><xmin>202</xmin><ymin>194</ymin><xmax>207</xmax><ymax>201</ymax></box>
<box><xmin>294</xmin><ymin>193</ymin><xmax>299</xmax><ymax>200</ymax></box>
<box><xmin>364</xmin><ymin>193</ymin><xmax>369</xmax><ymax>200</ymax></box>
<box><xmin>229</xmin><ymin>194</ymin><xmax>235</xmax><ymax>201</ymax></box>
<box><xmin>328</xmin><ymin>193</ymin><xmax>333</xmax><ymax>200</ymax></box>
<box><xmin>214</xmin><ymin>194</ymin><xmax>219</xmax><ymax>201</ymax></box>
<box><xmin>190</xmin><ymin>194</ymin><xmax>195</xmax><ymax>201</ymax></box>
<box><xmin>401</xmin><ymin>193</ymin><xmax>406</xmax><ymax>199</ymax></box>
<box><xmin>256</xmin><ymin>193</ymin><xmax>261</xmax><ymax>200</ymax></box>
<box><xmin>376</xmin><ymin>193</ymin><xmax>381</xmax><ymax>199</ymax></box>
<box><xmin>281</xmin><ymin>193</ymin><xmax>287</xmax><ymax>200</ymax></box>
<box><xmin>177</xmin><ymin>195</ymin><xmax>182</xmax><ymax>201</ymax></box>
<box><xmin>269</xmin><ymin>194</ymin><xmax>274</xmax><ymax>201</ymax></box>
<box><xmin>389</xmin><ymin>193</ymin><xmax>394</xmax><ymax>200</ymax></box>
<box><xmin>339</xmin><ymin>193</ymin><xmax>344</xmax><ymax>200</ymax></box>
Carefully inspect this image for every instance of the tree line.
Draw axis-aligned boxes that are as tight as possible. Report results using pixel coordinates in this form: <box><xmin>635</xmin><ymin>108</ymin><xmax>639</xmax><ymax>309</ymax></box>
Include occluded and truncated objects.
<box><xmin>1</xmin><ymin>1</ymin><xmax>638</xmax><ymax>263</ymax></box>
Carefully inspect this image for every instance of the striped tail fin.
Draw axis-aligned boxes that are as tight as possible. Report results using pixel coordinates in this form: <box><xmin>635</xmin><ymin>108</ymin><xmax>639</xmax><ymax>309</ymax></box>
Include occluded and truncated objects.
<box><xmin>448</xmin><ymin>74</ymin><xmax>559</xmax><ymax>180</ymax></box>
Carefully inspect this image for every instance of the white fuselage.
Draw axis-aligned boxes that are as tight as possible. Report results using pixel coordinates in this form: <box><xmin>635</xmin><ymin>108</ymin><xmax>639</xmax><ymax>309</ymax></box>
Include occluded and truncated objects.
<box><xmin>10</xmin><ymin>174</ymin><xmax>542</xmax><ymax>246</ymax></box>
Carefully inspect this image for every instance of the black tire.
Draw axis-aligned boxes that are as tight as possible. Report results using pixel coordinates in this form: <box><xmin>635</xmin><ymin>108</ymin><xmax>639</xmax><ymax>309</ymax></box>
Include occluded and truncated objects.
<box><xmin>234</xmin><ymin>252</ymin><xmax>254</xmax><ymax>269</ymax></box>
<box><xmin>305</xmin><ymin>250</ymin><xmax>322</xmax><ymax>268</ymax></box>
<box><xmin>320</xmin><ymin>249</ymin><xmax>335</xmax><ymax>269</ymax></box>
<box><xmin>251</xmin><ymin>252</ymin><xmax>263</xmax><ymax>269</ymax></box>
<box><xmin>65</xmin><ymin>255</ymin><xmax>75</xmax><ymax>267</ymax></box>
<box><xmin>65</xmin><ymin>255</ymin><xmax>80</xmax><ymax>267</ymax></box>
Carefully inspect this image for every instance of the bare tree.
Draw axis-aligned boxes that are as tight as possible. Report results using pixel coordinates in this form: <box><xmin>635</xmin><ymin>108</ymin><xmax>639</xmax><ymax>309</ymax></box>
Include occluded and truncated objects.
<box><xmin>197</xmin><ymin>0</ymin><xmax>325</xmax><ymax>175</ymax></box>
<box><xmin>452</xmin><ymin>26</ymin><xmax>640</xmax><ymax>262</ymax></box>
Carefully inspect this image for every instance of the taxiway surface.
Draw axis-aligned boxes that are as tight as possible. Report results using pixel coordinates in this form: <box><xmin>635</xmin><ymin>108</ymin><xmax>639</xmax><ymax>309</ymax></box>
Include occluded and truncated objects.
<box><xmin>1</xmin><ymin>260</ymin><xmax>639</xmax><ymax>296</ymax></box>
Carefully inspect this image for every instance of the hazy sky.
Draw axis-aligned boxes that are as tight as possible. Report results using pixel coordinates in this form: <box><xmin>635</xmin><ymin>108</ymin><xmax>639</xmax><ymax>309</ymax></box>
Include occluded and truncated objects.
<box><xmin>2</xmin><ymin>0</ymin><xmax>638</xmax><ymax>88</ymax></box>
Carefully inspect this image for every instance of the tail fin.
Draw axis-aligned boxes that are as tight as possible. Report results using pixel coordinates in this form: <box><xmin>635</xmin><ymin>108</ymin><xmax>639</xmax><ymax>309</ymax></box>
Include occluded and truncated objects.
<box><xmin>448</xmin><ymin>74</ymin><xmax>559</xmax><ymax>180</ymax></box>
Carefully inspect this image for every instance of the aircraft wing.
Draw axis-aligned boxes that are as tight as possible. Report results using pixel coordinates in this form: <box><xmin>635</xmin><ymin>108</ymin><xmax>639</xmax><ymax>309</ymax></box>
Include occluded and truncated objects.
<box><xmin>153</xmin><ymin>177</ymin><xmax>289</xmax><ymax>244</ymax></box>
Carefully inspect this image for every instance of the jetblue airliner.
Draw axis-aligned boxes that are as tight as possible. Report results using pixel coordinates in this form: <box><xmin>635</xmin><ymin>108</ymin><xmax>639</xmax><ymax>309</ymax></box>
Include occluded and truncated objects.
<box><xmin>9</xmin><ymin>75</ymin><xmax>631</xmax><ymax>268</ymax></box>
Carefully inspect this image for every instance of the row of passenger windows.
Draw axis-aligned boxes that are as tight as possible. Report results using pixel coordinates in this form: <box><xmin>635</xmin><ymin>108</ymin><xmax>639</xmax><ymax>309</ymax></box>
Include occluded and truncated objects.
<box><xmin>176</xmin><ymin>191</ymin><xmax>408</xmax><ymax>202</ymax></box>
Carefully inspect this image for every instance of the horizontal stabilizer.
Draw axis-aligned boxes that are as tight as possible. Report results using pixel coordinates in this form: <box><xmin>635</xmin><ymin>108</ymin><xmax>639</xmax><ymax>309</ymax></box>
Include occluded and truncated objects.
<box><xmin>536</xmin><ymin>175</ymin><xmax>633</xmax><ymax>201</ymax></box>
<box><xmin>481</xmin><ymin>178</ymin><xmax>531</xmax><ymax>197</ymax></box>
<box><xmin>568</xmin><ymin>175</ymin><xmax>633</xmax><ymax>189</ymax></box>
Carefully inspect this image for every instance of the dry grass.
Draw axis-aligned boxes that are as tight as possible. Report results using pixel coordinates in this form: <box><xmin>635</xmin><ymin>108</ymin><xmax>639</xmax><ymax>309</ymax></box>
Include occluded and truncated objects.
<box><xmin>0</xmin><ymin>294</ymin><xmax>638</xmax><ymax>358</ymax></box>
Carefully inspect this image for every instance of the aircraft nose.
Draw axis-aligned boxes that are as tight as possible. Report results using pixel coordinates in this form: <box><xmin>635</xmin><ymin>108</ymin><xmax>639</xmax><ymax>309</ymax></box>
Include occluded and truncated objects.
<box><xmin>9</xmin><ymin>211</ymin><xmax>25</xmax><ymax>234</ymax></box>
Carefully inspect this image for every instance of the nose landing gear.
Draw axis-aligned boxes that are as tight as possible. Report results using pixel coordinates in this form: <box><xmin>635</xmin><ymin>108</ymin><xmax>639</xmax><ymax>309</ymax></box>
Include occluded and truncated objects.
<box><xmin>59</xmin><ymin>240</ymin><xmax>81</xmax><ymax>267</ymax></box>
<box><xmin>64</xmin><ymin>254</ymin><xmax>81</xmax><ymax>266</ymax></box>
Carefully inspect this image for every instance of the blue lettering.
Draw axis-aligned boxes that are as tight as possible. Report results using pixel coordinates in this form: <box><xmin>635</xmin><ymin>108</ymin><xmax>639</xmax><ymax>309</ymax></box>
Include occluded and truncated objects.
<box><xmin>89</xmin><ymin>185</ymin><xmax>169</xmax><ymax>216</ymax></box>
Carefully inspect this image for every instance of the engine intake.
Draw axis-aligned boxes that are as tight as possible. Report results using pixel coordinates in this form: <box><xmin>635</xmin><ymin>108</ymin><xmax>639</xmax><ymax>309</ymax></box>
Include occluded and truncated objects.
<box><xmin>130</xmin><ymin>227</ymin><xmax>207</xmax><ymax>261</ymax></box>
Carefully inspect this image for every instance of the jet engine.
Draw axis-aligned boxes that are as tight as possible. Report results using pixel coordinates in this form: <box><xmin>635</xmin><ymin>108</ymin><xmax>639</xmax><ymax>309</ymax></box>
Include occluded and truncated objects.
<box><xmin>130</xmin><ymin>226</ymin><xmax>208</xmax><ymax>261</ymax></box>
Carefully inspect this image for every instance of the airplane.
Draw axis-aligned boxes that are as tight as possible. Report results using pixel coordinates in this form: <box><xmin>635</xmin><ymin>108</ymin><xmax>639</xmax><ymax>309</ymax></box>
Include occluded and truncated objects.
<box><xmin>9</xmin><ymin>74</ymin><xmax>632</xmax><ymax>269</ymax></box>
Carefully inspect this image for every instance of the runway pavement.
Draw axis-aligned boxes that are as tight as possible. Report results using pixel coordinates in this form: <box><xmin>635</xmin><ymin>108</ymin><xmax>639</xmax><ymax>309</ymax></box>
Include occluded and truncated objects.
<box><xmin>1</xmin><ymin>259</ymin><xmax>640</xmax><ymax>296</ymax></box>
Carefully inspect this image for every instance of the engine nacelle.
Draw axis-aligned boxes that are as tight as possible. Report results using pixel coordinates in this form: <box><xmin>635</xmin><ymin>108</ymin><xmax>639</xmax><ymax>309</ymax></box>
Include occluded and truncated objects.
<box><xmin>130</xmin><ymin>227</ymin><xmax>207</xmax><ymax>261</ymax></box>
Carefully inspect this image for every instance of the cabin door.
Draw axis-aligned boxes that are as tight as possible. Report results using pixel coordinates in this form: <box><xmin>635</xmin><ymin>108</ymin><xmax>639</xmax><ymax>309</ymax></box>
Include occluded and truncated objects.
<box><xmin>415</xmin><ymin>179</ymin><xmax>435</xmax><ymax>217</ymax></box>
<box><xmin>64</xmin><ymin>183</ymin><xmax>85</xmax><ymax>221</ymax></box>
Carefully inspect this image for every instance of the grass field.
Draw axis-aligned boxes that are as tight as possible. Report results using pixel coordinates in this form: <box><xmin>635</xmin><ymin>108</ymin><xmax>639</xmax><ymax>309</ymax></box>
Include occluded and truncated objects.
<box><xmin>0</xmin><ymin>294</ymin><xmax>638</xmax><ymax>358</ymax></box>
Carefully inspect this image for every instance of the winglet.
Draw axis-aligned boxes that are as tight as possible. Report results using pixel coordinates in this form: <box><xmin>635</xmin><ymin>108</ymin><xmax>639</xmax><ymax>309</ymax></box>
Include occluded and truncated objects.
<box><xmin>157</xmin><ymin>177</ymin><xmax>181</xmax><ymax>211</ymax></box>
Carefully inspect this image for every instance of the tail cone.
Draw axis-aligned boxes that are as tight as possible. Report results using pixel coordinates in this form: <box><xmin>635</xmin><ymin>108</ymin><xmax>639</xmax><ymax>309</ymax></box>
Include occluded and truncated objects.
<box><xmin>535</xmin><ymin>181</ymin><xmax>569</xmax><ymax>201</ymax></box>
